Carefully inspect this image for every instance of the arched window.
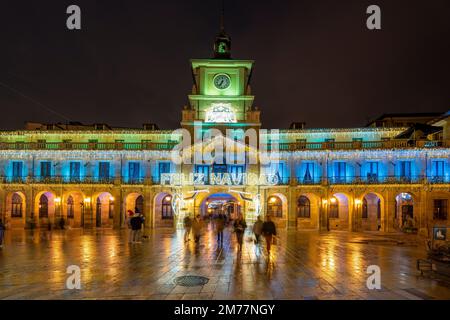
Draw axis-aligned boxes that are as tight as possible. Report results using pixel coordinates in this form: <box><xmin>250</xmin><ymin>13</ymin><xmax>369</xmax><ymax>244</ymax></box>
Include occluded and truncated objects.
<box><xmin>329</xmin><ymin>198</ymin><xmax>339</xmax><ymax>218</ymax></box>
<box><xmin>11</xmin><ymin>193</ymin><xmax>23</xmax><ymax>218</ymax></box>
<box><xmin>109</xmin><ymin>197</ymin><xmax>114</xmax><ymax>219</ymax></box>
<box><xmin>162</xmin><ymin>195</ymin><xmax>173</xmax><ymax>219</ymax></box>
<box><xmin>297</xmin><ymin>196</ymin><xmax>310</xmax><ymax>218</ymax></box>
<box><xmin>362</xmin><ymin>198</ymin><xmax>368</xmax><ymax>219</ymax></box>
<box><xmin>267</xmin><ymin>196</ymin><xmax>282</xmax><ymax>218</ymax></box>
<box><xmin>377</xmin><ymin>199</ymin><xmax>381</xmax><ymax>219</ymax></box>
<box><xmin>39</xmin><ymin>194</ymin><xmax>49</xmax><ymax>218</ymax></box>
<box><xmin>67</xmin><ymin>196</ymin><xmax>74</xmax><ymax>219</ymax></box>
<box><xmin>96</xmin><ymin>197</ymin><xmax>102</xmax><ymax>227</ymax></box>
<box><xmin>135</xmin><ymin>195</ymin><xmax>144</xmax><ymax>214</ymax></box>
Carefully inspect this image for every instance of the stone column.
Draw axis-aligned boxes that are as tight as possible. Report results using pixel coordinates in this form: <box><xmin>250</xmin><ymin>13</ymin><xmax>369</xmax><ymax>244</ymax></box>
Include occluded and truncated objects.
<box><xmin>384</xmin><ymin>191</ymin><xmax>396</xmax><ymax>232</ymax></box>
<box><xmin>288</xmin><ymin>188</ymin><xmax>297</xmax><ymax>229</ymax></box>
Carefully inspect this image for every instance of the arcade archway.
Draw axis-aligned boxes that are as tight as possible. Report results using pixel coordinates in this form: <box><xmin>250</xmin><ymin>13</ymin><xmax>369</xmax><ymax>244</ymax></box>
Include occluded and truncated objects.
<box><xmin>395</xmin><ymin>192</ymin><xmax>415</xmax><ymax>230</ymax></box>
<box><xmin>200</xmin><ymin>193</ymin><xmax>241</xmax><ymax>221</ymax></box>
<box><xmin>361</xmin><ymin>192</ymin><xmax>383</xmax><ymax>231</ymax></box>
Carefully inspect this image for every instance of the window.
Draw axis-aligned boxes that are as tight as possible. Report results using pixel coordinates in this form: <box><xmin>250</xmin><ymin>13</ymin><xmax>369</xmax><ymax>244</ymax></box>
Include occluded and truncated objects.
<box><xmin>109</xmin><ymin>198</ymin><xmax>114</xmax><ymax>219</ymax></box>
<box><xmin>135</xmin><ymin>195</ymin><xmax>144</xmax><ymax>214</ymax></box>
<box><xmin>399</xmin><ymin>161</ymin><xmax>411</xmax><ymax>179</ymax></box>
<box><xmin>433</xmin><ymin>199</ymin><xmax>448</xmax><ymax>220</ymax></box>
<box><xmin>67</xmin><ymin>196</ymin><xmax>74</xmax><ymax>219</ymax></box>
<box><xmin>162</xmin><ymin>195</ymin><xmax>173</xmax><ymax>219</ymax></box>
<box><xmin>334</xmin><ymin>162</ymin><xmax>346</xmax><ymax>183</ymax></box>
<box><xmin>40</xmin><ymin>161</ymin><xmax>51</xmax><ymax>178</ymax></box>
<box><xmin>367</xmin><ymin>162</ymin><xmax>378</xmax><ymax>181</ymax></box>
<box><xmin>377</xmin><ymin>199</ymin><xmax>381</xmax><ymax>219</ymax></box>
<box><xmin>157</xmin><ymin>162</ymin><xmax>171</xmax><ymax>183</ymax></box>
<box><xmin>297</xmin><ymin>196</ymin><xmax>310</xmax><ymax>218</ymax></box>
<box><xmin>195</xmin><ymin>165</ymin><xmax>210</xmax><ymax>184</ymax></box>
<box><xmin>267</xmin><ymin>196</ymin><xmax>282</xmax><ymax>218</ymax></box>
<box><xmin>303</xmin><ymin>162</ymin><xmax>314</xmax><ymax>183</ymax></box>
<box><xmin>362</xmin><ymin>198</ymin><xmax>368</xmax><ymax>219</ymax></box>
<box><xmin>11</xmin><ymin>193</ymin><xmax>23</xmax><ymax>218</ymax></box>
<box><xmin>39</xmin><ymin>194</ymin><xmax>49</xmax><ymax>218</ymax></box>
<box><xmin>212</xmin><ymin>163</ymin><xmax>227</xmax><ymax>174</ymax></box>
<box><xmin>70</xmin><ymin>162</ymin><xmax>81</xmax><ymax>182</ymax></box>
<box><xmin>329</xmin><ymin>198</ymin><xmax>339</xmax><ymax>218</ymax></box>
<box><xmin>98</xmin><ymin>162</ymin><xmax>110</xmax><ymax>181</ymax></box>
<box><xmin>431</xmin><ymin>160</ymin><xmax>445</xmax><ymax>181</ymax></box>
<box><xmin>128</xmin><ymin>162</ymin><xmax>140</xmax><ymax>182</ymax></box>
<box><xmin>12</xmin><ymin>161</ymin><xmax>23</xmax><ymax>181</ymax></box>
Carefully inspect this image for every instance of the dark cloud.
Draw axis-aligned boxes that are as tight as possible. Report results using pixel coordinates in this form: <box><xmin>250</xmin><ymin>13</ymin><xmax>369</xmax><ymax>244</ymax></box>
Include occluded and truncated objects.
<box><xmin>0</xmin><ymin>0</ymin><xmax>448</xmax><ymax>130</ymax></box>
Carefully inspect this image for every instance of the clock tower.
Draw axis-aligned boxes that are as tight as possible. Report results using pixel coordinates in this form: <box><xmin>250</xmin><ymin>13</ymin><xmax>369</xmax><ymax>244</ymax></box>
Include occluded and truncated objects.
<box><xmin>181</xmin><ymin>28</ymin><xmax>261</xmax><ymax>134</ymax></box>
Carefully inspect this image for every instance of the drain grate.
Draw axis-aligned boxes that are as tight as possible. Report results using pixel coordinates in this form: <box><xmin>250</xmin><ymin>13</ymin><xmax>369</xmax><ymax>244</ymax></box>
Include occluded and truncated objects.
<box><xmin>174</xmin><ymin>275</ymin><xmax>209</xmax><ymax>287</ymax></box>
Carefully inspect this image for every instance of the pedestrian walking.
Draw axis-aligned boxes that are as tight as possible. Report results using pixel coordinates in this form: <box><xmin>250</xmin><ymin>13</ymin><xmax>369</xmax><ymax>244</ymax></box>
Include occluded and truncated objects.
<box><xmin>183</xmin><ymin>215</ymin><xmax>192</xmax><ymax>242</ymax></box>
<box><xmin>252</xmin><ymin>215</ymin><xmax>263</xmax><ymax>244</ymax></box>
<box><xmin>192</xmin><ymin>215</ymin><xmax>203</xmax><ymax>244</ymax></box>
<box><xmin>233</xmin><ymin>214</ymin><xmax>247</xmax><ymax>251</ymax></box>
<box><xmin>59</xmin><ymin>216</ymin><xmax>65</xmax><ymax>230</ymax></box>
<box><xmin>215</xmin><ymin>213</ymin><xmax>226</xmax><ymax>246</ymax></box>
<box><xmin>0</xmin><ymin>219</ymin><xmax>5</xmax><ymax>248</ymax></box>
<box><xmin>138</xmin><ymin>213</ymin><xmax>146</xmax><ymax>240</ymax></box>
<box><xmin>126</xmin><ymin>210</ymin><xmax>134</xmax><ymax>243</ymax></box>
<box><xmin>130</xmin><ymin>213</ymin><xmax>143</xmax><ymax>243</ymax></box>
<box><xmin>262</xmin><ymin>215</ymin><xmax>277</xmax><ymax>253</ymax></box>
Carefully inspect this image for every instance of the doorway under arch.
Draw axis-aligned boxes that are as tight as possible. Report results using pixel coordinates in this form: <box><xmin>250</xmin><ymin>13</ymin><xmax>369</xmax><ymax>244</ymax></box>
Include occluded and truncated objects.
<box><xmin>200</xmin><ymin>193</ymin><xmax>240</xmax><ymax>221</ymax></box>
<box><xmin>395</xmin><ymin>192</ymin><xmax>415</xmax><ymax>230</ymax></box>
<box><xmin>361</xmin><ymin>193</ymin><xmax>383</xmax><ymax>231</ymax></box>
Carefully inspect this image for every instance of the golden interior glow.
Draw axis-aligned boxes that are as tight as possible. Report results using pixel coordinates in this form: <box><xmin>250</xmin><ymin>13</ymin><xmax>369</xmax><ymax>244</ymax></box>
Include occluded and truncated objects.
<box><xmin>330</xmin><ymin>197</ymin><xmax>337</xmax><ymax>204</ymax></box>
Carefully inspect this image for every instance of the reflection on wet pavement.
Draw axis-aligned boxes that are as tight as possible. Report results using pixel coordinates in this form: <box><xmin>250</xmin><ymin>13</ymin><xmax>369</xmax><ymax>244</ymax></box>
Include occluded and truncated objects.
<box><xmin>0</xmin><ymin>225</ymin><xmax>449</xmax><ymax>300</ymax></box>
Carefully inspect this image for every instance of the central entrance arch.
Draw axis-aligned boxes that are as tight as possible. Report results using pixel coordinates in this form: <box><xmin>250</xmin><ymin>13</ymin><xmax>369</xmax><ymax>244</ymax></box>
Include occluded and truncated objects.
<box><xmin>200</xmin><ymin>193</ymin><xmax>241</xmax><ymax>221</ymax></box>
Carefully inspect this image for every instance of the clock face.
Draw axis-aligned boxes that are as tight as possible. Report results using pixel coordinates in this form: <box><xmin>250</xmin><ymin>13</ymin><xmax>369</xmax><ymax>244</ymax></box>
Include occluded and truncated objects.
<box><xmin>213</xmin><ymin>74</ymin><xmax>231</xmax><ymax>90</ymax></box>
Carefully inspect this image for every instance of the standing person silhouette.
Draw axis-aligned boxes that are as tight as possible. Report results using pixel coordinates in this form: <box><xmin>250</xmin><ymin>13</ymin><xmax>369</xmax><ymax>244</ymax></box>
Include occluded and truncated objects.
<box><xmin>262</xmin><ymin>215</ymin><xmax>277</xmax><ymax>253</ymax></box>
<box><xmin>233</xmin><ymin>214</ymin><xmax>247</xmax><ymax>252</ymax></box>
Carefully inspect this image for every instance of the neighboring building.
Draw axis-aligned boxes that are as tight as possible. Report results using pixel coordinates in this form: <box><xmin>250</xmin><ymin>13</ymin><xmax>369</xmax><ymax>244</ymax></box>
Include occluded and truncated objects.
<box><xmin>366</xmin><ymin>113</ymin><xmax>444</xmax><ymax>128</ymax></box>
<box><xmin>0</xmin><ymin>29</ymin><xmax>449</xmax><ymax>235</ymax></box>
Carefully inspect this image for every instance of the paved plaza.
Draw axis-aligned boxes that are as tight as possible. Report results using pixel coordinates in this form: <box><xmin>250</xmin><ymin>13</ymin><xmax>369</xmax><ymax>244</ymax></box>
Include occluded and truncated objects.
<box><xmin>0</xmin><ymin>225</ymin><xmax>449</xmax><ymax>300</ymax></box>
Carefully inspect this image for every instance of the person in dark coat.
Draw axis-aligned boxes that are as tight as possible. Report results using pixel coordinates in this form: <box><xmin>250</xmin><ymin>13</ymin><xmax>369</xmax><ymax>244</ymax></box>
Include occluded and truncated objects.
<box><xmin>233</xmin><ymin>215</ymin><xmax>247</xmax><ymax>251</ymax></box>
<box><xmin>215</xmin><ymin>213</ymin><xmax>226</xmax><ymax>246</ymax></box>
<box><xmin>262</xmin><ymin>215</ymin><xmax>277</xmax><ymax>253</ymax></box>
<box><xmin>130</xmin><ymin>214</ymin><xmax>143</xmax><ymax>243</ymax></box>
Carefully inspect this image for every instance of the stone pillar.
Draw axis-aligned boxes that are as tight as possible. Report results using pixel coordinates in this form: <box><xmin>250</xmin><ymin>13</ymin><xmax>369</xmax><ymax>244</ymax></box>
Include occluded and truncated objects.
<box><xmin>145</xmin><ymin>188</ymin><xmax>153</xmax><ymax>230</ymax></box>
<box><xmin>288</xmin><ymin>188</ymin><xmax>297</xmax><ymax>228</ymax></box>
<box><xmin>384</xmin><ymin>191</ymin><xmax>396</xmax><ymax>232</ymax></box>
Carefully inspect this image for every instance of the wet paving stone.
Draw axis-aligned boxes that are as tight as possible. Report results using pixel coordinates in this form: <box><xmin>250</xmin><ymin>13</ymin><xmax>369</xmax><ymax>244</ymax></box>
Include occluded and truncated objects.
<box><xmin>0</xmin><ymin>227</ymin><xmax>449</xmax><ymax>300</ymax></box>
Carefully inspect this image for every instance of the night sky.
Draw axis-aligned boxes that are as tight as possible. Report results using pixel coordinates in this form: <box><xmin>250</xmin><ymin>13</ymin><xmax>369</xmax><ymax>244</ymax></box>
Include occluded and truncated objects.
<box><xmin>0</xmin><ymin>0</ymin><xmax>449</xmax><ymax>130</ymax></box>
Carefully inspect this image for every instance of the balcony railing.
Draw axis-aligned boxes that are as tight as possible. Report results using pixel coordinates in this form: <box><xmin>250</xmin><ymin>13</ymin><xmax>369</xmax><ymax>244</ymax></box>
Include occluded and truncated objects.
<box><xmin>269</xmin><ymin>139</ymin><xmax>450</xmax><ymax>151</ymax></box>
<box><xmin>326</xmin><ymin>175</ymin><xmax>441</xmax><ymax>185</ymax></box>
<box><xmin>0</xmin><ymin>139</ymin><xmax>448</xmax><ymax>151</ymax></box>
<box><xmin>0</xmin><ymin>175</ymin><xmax>448</xmax><ymax>185</ymax></box>
<box><xmin>0</xmin><ymin>141</ymin><xmax>178</xmax><ymax>151</ymax></box>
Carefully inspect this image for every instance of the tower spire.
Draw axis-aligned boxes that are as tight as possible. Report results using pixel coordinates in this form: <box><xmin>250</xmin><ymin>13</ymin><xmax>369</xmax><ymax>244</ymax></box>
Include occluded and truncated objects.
<box><xmin>220</xmin><ymin>0</ymin><xmax>225</xmax><ymax>32</ymax></box>
<box><xmin>214</xmin><ymin>0</ymin><xmax>231</xmax><ymax>59</ymax></box>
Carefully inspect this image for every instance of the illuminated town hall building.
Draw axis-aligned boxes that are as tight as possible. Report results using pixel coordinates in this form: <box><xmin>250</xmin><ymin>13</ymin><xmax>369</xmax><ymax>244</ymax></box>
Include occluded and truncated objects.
<box><xmin>0</xmin><ymin>31</ymin><xmax>449</xmax><ymax>235</ymax></box>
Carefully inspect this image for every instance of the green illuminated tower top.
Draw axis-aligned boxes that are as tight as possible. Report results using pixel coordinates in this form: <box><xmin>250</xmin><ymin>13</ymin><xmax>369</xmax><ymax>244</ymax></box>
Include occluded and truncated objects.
<box><xmin>181</xmin><ymin>3</ymin><xmax>260</xmax><ymax>132</ymax></box>
<box><xmin>214</xmin><ymin>7</ymin><xmax>231</xmax><ymax>59</ymax></box>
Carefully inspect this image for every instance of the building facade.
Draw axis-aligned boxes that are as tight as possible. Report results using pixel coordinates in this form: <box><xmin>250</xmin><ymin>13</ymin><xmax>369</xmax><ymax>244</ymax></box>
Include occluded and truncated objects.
<box><xmin>1</xmin><ymin>32</ymin><xmax>449</xmax><ymax>235</ymax></box>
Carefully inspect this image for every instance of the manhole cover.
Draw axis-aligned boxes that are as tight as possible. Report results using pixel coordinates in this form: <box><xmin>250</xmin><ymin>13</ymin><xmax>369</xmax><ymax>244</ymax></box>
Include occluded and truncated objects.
<box><xmin>174</xmin><ymin>275</ymin><xmax>209</xmax><ymax>287</ymax></box>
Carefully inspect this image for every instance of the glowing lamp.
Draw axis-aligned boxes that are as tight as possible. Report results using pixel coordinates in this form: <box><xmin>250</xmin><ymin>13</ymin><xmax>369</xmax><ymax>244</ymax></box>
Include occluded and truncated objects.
<box><xmin>109</xmin><ymin>196</ymin><xmax>115</xmax><ymax>202</ymax></box>
<box><xmin>165</xmin><ymin>196</ymin><xmax>172</xmax><ymax>202</ymax></box>
<box><xmin>54</xmin><ymin>197</ymin><xmax>61</xmax><ymax>204</ymax></box>
<box><xmin>322</xmin><ymin>199</ymin><xmax>328</xmax><ymax>206</ymax></box>
<box><xmin>84</xmin><ymin>197</ymin><xmax>91</xmax><ymax>203</ymax></box>
<box><xmin>330</xmin><ymin>197</ymin><xmax>337</xmax><ymax>204</ymax></box>
<box><xmin>269</xmin><ymin>197</ymin><xmax>277</xmax><ymax>203</ymax></box>
<box><xmin>355</xmin><ymin>199</ymin><xmax>362</xmax><ymax>205</ymax></box>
